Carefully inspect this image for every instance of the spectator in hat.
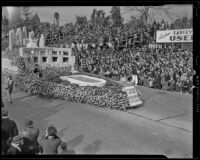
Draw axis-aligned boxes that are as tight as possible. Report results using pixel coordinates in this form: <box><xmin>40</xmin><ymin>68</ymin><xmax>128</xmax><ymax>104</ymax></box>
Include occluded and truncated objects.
<box><xmin>59</xmin><ymin>142</ymin><xmax>76</xmax><ymax>155</ymax></box>
<box><xmin>39</xmin><ymin>125</ymin><xmax>61</xmax><ymax>154</ymax></box>
<box><xmin>20</xmin><ymin>119</ymin><xmax>40</xmax><ymax>154</ymax></box>
<box><xmin>7</xmin><ymin>135</ymin><xmax>24</xmax><ymax>155</ymax></box>
<box><xmin>1</xmin><ymin>108</ymin><xmax>19</xmax><ymax>155</ymax></box>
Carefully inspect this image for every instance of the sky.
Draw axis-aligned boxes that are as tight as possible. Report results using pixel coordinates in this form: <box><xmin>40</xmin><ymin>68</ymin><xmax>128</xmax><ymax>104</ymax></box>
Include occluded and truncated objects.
<box><xmin>2</xmin><ymin>5</ymin><xmax>192</xmax><ymax>25</ymax></box>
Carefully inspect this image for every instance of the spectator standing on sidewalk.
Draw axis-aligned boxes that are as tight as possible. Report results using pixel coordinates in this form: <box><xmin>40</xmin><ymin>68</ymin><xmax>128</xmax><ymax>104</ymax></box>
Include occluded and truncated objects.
<box><xmin>4</xmin><ymin>75</ymin><xmax>14</xmax><ymax>103</ymax></box>
<box><xmin>39</xmin><ymin>125</ymin><xmax>61</xmax><ymax>154</ymax></box>
<box><xmin>20</xmin><ymin>119</ymin><xmax>40</xmax><ymax>155</ymax></box>
<box><xmin>6</xmin><ymin>135</ymin><xmax>24</xmax><ymax>155</ymax></box>
<box><xmin>1</xmin><ymin>108</ymin><xmax>19</xmax><ymax>155</ymax></box>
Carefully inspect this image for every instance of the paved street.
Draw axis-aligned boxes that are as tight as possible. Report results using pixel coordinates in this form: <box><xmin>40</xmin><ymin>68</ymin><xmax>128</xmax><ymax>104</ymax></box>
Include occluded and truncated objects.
<box><xmin>2</xmin><ymin>87</ymin><xmax>192</xmax><ymax>158</ymax></box>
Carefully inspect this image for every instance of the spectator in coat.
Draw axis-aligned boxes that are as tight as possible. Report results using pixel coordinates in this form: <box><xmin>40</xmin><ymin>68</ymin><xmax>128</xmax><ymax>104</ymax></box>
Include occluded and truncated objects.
<box><xmin>20</xmin><ymin>119</ymin><xmax>40</xmax><ymax>154</ymax></box>
<box><xmin>7</xmin><ymin>135</ymin><xmax>24</xmax><ymax>155</ymax></box>
<box><xmin>59</xmin><ymin>142</ymin><xmax>76</xmax><ymax>155</ymax></box>
<box><xmin>39</xmin><ymin>125</ymin><xmax>61</xmax><ymax>154</ymax></box>
<box><xmin>1</xmin><ymin>108</ymin><xmax>19</xmax><ymax>155</ymax></box>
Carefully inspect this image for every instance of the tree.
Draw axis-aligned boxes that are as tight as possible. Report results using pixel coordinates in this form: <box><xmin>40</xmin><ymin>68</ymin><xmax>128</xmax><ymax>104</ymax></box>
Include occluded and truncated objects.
<box><xmin>21</xmin><ymin>6</ymin><xmax>33</xmax><ymax>26</ymax></box>
<box><xmin>91</xmin><ymin>9</ymin><xmax>97</xmax><ymax>24</ymax></box>
<box><xmin>31</xmin><ymin>12</ymin><xmax>40</xmax><ymax>24</ymax></box>
<box><xmin>76</xmin><ymin>15</ymin><xmax>88</xmax><ymax>26</ymax></box>
<box><xmin>130</xmin><ymin>15</ymin><xmax>137</xmax><ymax>23</ymax></box>
<box><xmin>103</xmin><ymin>15</ymin><xmax>111</xmax><ymax>26</ymax></box>
<box><xmin>170</xmin><ymin>16</ymin><xmax>192</xmax><ymax>29</ymax></box>
<box><xmin>2</xmin><ymin>16</ymin><xmax>9</xmax><ymax>30</ymax></box>
<box><xmin>110</xmin><ymin>6</ymin><xmax>123</xmax><ymax>27</ymax></box>
<box><xmin>54</xmin><ymin>12</ymin><xmax>60</xmax><ymax>27</ymax></box>
<box><xmin>90</xmin><ymin>9</ymin><xmax>109</xmax><ymax>27</ymax></box>
<box><xmin>123</xmin><ymin>6</ymin><xmax>178</xmax><ymax>26</ymax></box>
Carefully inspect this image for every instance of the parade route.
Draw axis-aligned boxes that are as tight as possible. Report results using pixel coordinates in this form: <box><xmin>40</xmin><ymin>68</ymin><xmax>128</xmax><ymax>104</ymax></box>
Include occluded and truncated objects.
<box><xmin>2</xmin><ymin>88</ymin><xmax>192</xmax><ymax>158</ymax></box>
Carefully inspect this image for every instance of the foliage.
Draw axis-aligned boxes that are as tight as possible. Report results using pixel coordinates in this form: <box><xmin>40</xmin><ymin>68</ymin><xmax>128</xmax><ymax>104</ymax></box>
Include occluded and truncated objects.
<box><xmin>90</xmin><ymin>9</ymin><xmax>111</xmax><ymax>27</ymax></box>
<box><xmin>170</xmin><ymin>17</ymin><xmax>192</xmax><ymax>29</ymax></box>
<box><xmin>21</xmin><ymin>6</ymin><xmax>33</xmax><ymax>26</ymax></box>
<box><xmin>110</xmin><ymin>6</ymin><xmax>123</xmax><ymax>27</ymax></box>
<box><xmin>31</xmin><ymin>12</ymin><xmax>40</xmax><ymax>24</ymax></box>
<box><xmin>76</xmin><ymin>15</ymin><xmax>88</xmax><ymax>26</ymax></box>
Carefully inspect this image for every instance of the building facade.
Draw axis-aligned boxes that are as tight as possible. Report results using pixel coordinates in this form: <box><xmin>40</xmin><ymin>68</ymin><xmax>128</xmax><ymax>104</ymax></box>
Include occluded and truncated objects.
<box><xmin>19</xmin><ymin>47</ymin><xmax>75</xmax><ymax>67</ymax></box>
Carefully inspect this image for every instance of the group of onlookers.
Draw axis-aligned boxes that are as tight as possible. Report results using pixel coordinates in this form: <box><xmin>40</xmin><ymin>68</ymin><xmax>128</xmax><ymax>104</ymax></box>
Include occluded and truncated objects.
<box><xmin>1</xmin><ymin>104</ymin><xmax>76</xmax><ymax>155</ymax></box>
<box><xmin>72</xmin><ymin>44</ymin><xmax>193</xmax><ymax>94</ymax></box>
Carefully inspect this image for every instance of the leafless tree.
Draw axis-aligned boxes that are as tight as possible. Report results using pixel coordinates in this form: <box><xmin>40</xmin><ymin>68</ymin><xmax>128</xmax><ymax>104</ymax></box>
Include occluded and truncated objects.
<box><xmin>122</xmin><ymin>6</ymin><xmax>179</xmax><ymax>25</ymax></box>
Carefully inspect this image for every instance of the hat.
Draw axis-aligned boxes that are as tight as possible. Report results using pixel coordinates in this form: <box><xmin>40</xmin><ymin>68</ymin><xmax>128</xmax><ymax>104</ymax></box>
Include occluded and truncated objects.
<box><xmin>24</xmin><ymin>119</ymin><xmax>34</xmax><ymax>128</ymax></box>
<box><xmin>47</xmin><ymin>125</ymin><xmax>57</xmax><ymax>136</ymax></box>
<box><xmin>2</xmin><ymin>108</ymin><xmax>8</xmax><ymax>117</ymax></box>
<box><xmin>60</xmin><ymin>142</ymin><xmax>67</xmax><ymax>149</ymax></box>
<box><xmin>12</xmin><ymin>135</ymin><xmax>23</xmax><ymax>144</ymax></box>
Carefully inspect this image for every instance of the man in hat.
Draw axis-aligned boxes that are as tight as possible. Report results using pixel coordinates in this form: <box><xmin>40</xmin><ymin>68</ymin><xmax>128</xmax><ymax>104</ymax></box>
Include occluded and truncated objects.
<box><xmin>39</xmin><ymin>125</ymin><xmax>61</xmax><ymax>154</ymax></box>
<box><xmin>20</xmin><ymin>119</ymin><xmax>40</xmax><ymax>154</ymax></box>
<box><xmin>1</xmin><ymin>108</ymin><xmax>19</xmax><ymax>155</ymax></box>
<box><xmin>7</xmin><ymin>135</ymin><xmax>24</xmax><ymax>155</ymax></box>
<box><xmin>59</xmin><ymin>142</ymin><xmax>76</xmax><ymax>155</ymax></box>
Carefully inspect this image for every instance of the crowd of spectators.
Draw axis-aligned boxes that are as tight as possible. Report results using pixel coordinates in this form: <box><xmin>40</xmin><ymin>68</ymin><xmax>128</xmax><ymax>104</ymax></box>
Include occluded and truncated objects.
<box><xmin>1</xmin><ymin>106</ymin><xmax>76</xmax><ymax>155</ymax></box>
<box><xmin>73</xmin><ymin>43</ymin><xmax>193</xmax><ymax>94</ymax></box>
<box><xmin>45</xmin><ymin>21</ymin><xmax>155</xmax><ymax>48</ymax></box>
<box><xmin>2</xmin><ymin>18</ymin><xmax>193</xmax><ymax>94</ymax></box>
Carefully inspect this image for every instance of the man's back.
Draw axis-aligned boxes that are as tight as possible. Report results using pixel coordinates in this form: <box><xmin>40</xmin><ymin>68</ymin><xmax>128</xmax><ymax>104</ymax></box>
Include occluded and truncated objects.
<box><xmin>21</xmin><ymin>127</ymin><xmax>39</xmax><ymax>143</ymax></box>
<box><xmin>1</xmin><ymin>118</ymin><xmax>18</xmax><ymax>153</ymax></box>
<box><xmin>40</xmin><ymin>136</ymin><xmax>61</xmax><ymax>154</ymax></box>
<box><xmin>2</xmin><ymin>118</ymin><xmax>18</xmax><ymax>140</ymax></box>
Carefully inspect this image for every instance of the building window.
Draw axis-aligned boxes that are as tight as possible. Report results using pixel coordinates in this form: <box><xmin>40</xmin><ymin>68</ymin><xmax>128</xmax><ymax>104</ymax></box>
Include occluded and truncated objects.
<box><xmin>27</xmin><ymin>57</ymin><xmax>31</xmax><ymax>63</ymax></box>
<box><xmin>63</xmin><ymin>51</ymin><xmax>68</xmax><ymax>56</ymax></box>
<box><xmin>42</xmin><ymin>57</ymin><xmax>47</xmax><ymax>62</ymax></box>
<box><xmin>52</xmin><ymin>57</ymin><xmax>58</xmax><ymax>62</ymax></box>
<box><xmin>41</xmin><ymin>50</ymin><xmax>45</xmax><ymax>56</ymax></box>
<box><xmin>52</xmin><ymin>51</ymin><xmax>57</xmax><ymax>55</ymax></box>
<box><xmin>63</xmin><ymin>57</ymin><xmax>69</xmax><ymax>63</ymax></box>
<box><xmin>34</xmin><ymin>57</ymin><xmax>38</xmax><ymax>63</ymax></box>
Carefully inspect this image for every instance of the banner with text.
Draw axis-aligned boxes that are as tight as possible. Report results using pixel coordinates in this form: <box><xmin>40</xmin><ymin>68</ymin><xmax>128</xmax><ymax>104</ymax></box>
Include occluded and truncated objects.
<box><xmin>156</xmin><ymin>29</ymin><xmax>193</xmax><ymax>43</ymax></box>
<box><xmin>122</xmin><ymin>86</ymin><xmax>142</xmax><ymax>107</ymax></box>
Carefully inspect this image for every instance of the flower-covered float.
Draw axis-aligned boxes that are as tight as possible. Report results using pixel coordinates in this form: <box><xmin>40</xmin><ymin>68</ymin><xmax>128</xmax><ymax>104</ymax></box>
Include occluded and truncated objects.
<box><xmin>12</xmin><ymin>57</ymin><xmax>143</xmax><ymax>111</ymax></box>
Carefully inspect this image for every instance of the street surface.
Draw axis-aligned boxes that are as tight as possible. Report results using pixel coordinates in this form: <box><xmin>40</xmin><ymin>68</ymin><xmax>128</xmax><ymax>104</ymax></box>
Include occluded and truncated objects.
<box><xmin>2</xmin><ymin>88</ymin><xmax>192</xmax><ymax>158</ymax></box>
